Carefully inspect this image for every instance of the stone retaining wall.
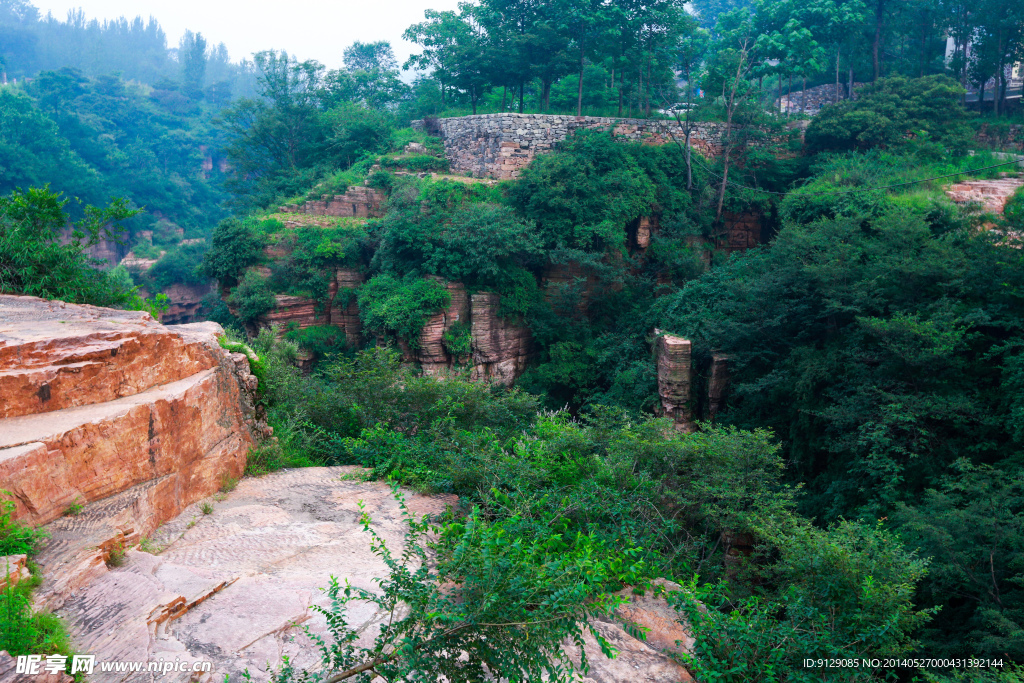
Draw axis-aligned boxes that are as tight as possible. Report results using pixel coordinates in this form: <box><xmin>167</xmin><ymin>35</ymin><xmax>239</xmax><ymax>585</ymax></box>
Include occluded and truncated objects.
<box><xmin>414</xmin><ymin>113</ymin><xmax>777</xmax><ymax>179</ymax></box>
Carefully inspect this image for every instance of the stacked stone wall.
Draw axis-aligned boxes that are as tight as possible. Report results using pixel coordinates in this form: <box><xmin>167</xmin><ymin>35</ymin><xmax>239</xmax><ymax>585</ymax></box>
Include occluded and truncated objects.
<box><xmin>414</xmin><ymin>113</ymin><xmax>781</xmax><ymax>179</ymax></box>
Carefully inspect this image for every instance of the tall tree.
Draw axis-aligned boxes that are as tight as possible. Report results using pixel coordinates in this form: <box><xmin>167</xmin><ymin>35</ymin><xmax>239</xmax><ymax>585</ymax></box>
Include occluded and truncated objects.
<box><xmin>179</xmin><ymin>29</ymin><xmax>207</xmax><ymax>97</ymax></box>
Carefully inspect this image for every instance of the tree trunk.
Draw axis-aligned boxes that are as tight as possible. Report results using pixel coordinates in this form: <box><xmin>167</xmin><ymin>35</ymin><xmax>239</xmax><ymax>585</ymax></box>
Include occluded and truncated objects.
<box><xmin>542</xmin><ymin>80</ymin><xmax>552</xmax><ymax>112</ymax></box>
<box><xmin>994</xmin><ymin>29</ymin><xmax>1004</xmax><ymax>116</ymax></box>
<box><xmin>685</xmin><ymin>126</ymin><xmax>693</xmax><ymax>190</ymax></box>
<box><xmin>646</xmin><ymin>55</ymin><xmax>652</xmax><ymax>117</ymax></box>
<box><xmin>849</xmin><ymin>66</ymin><xmax>854</xmax><ymax>100</ymax></box>
<box><xmin>778</xmin><ymin>72</ymin><xmax>783</xmax><ymax>112</ymax></box>
<box><xmin>919</xmin><ymin>13</ymin><xmax>927</xmax><ymax>77</ymax></box>
<box><xmin>788</xmin><ymin>73</ymin><xmax>792</xmax><ymax>117</ymax></box>
<box><xmin>685</xmin><ymin>65</ymin><xmax>694</xmax><ymax>190</ymax></box>
<box><xmin>501</xmin><ymin>85</ymin><xmax>507</xmax><ymax>111</ymax></box>
<box><xmin>835</xmin><ymin>47</ymin><xmax>841</xmax><ymax>103</ymax></box>
<box><xmin>519</xmin><ymin>80</ymin><xmax>524</xmax><ymax>113</ymax></box>
<box><xmin>873</xmin><ymin>0</ymin><xmax>885</xmax><ymax>81</ymax></box>
<box><xmin>577</xmin><ymin>44</ymin><xmax>585</xmax><ymax>116</ymax></box>
<box><xmin>802</xmin><ymin>75</ymin><xmax>807</xmax><ymax>114</ymax></box>
<box><xmin>618</xmin><ymin>68</ymin><xmax>624</xmax><ymax>116</ymax></box>
<box><xmin>717</xmin><ymin>47</ymin><xmax>747</xmax><ymax>222</ymax></box>
<box><xmin>638</xmin><ymin>61</ymin><xmax>644</xmax><ymax>118</ymax></box>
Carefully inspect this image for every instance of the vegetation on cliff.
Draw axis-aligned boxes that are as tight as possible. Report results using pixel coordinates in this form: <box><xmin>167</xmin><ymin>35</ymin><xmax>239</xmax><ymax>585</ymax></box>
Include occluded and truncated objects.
<box><xmin>4</xmin><ymin>0</ymin><xmax>1024</xmax><ymax>676</ymax></box>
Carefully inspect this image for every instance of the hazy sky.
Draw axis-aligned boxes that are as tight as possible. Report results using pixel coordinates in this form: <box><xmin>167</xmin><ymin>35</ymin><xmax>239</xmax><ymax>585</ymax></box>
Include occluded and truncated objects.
<box><xmin>30</xmin><ymin>0</ymin><xmax>462</xmax><ymax>70</ymax></box>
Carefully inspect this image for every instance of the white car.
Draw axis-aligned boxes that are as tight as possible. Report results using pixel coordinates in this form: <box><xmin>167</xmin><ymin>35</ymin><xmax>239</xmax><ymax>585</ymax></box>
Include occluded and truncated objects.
<box><xmin>658</xmin><ymin>102</ymin><xmax>696</xmax><ymax>115</ymax></box>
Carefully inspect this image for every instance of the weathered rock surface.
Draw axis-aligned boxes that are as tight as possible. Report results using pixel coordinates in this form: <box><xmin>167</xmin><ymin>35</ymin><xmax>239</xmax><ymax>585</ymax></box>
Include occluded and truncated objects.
<box><xmin>278</xmin><ymin>186</ymin><xmax>386</xmax><ymax>218</ymax></box>
<box><xmin>945</xmin><ymin>175</ymin><xmax>1024</xmax><ymax>214</ymax></box>
<box><xmin>38</xmin><ymin>467</ymin><xmax>692</xmax><ymax>683</ymax></box>
<box><xmin>565</xmin><ymin>579</ymin><xmax>695</xmax><ymax>683</ymax></box>
<box><xmin>655</xmin><ymin>331</ymin><xmax>693</xmax><ymax>431</ymax></box>
<box><xmin>39</xmin><ymin>467</ymin><xmax>456</xmax><ymax>682</ymax></box>
<box><xmin>159</xmin><ymin>282</ymin><xmax>213</xmax><ymax>325</ymax></box>
<box><xmin>470</xmin><ymin>292</ymin><xmax>533</xmax><ymax>384</ymax></box>
<box><xmin>0</xmin><ymin>650</ymin><xmax>72</xmax><ymax>683</ymax></box>
<box><xmin>0</xmin><ymin>296</ymin><xmax>261</xmax><ymax>528</ymax></box>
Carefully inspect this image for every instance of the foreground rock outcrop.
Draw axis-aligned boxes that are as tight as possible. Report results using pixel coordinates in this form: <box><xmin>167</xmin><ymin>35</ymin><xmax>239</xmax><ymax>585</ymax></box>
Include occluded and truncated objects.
<box><xmin>945</xmin><ymin>175</ymin><xmax>1024</xmax><ymax>214</ymax></box>
<box><xmin>0</xmin><ymin>295</ymin><xmax>262</xmax><ymax>529</ymax></box>
<box><xmin>36</xmin><ymin>466</ymin><xmax>693</xmax><ymax>683</ymax></box>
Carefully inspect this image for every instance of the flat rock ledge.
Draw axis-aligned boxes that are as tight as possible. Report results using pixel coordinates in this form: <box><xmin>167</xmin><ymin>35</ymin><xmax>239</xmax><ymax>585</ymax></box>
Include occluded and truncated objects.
<box><xmin>36</xmin><ymin>467</ymin><xmax>693</xmax><ymax>683</ymax></box>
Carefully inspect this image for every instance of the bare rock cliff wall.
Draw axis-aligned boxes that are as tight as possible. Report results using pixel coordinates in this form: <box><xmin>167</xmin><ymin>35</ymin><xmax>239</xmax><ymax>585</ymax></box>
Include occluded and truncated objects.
<box><xmin>0</xmin><ymin>295</ymin><xmax>263</xmax><ymax>529</ymax></box>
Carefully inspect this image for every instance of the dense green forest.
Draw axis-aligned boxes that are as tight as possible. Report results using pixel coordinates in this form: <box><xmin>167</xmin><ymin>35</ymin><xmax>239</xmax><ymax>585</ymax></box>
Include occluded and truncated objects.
<box><xmin>2</xmin><ymin>0</ymin><xmax>1024</xmax><ymax>678</ymax></box>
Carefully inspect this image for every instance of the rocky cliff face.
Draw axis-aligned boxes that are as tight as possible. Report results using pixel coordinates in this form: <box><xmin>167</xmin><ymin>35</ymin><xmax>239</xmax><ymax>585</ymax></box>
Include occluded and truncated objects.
<box><xmin>159</xmin><ymin>281</ymin><xmax>213</xmax><ymax>325</ymax></box>
<box><xmin>0</xmin><ymin>295</ymin><xmax>263</xmax><ymax>530</ymax></box>
<box><xmin>945</xmin><ymin>175</ymin><xmax>1024</xmax><ymax>214</ymax></box>
<box><xmin>278</xmin><ymin>186</ymin><xmax>386</xmax><ymax>218</ymax></box>
<box><xmin>654</xmin><ymin>331</ymin><xmax>694</xmax><ymax>431</ymax></box>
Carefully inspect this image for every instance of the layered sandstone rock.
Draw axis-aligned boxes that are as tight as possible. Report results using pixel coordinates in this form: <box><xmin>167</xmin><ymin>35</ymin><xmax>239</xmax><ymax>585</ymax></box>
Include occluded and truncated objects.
<box><xmin>254</xmin><ymin>295</ymin><xmax>326</xmax><ymax>334</ymax></box>
<box><xmin>279</xmin><ymin>186</ymin><xmax>386</xmax><ymax>218</ymax></box>
<box><xmin>654</xmin><ymin>331</ymin><xmax>693</xmax><ymax>430</ymax></box>
<box><xmin>159</xmin><ymin>281</ymin><xmax>213</xmax><ymax>325</ymax></box>
<box><xmin>470</xmin><ymin>292</ymin><xmax>533</xmax><ymax>385</ymax></box>
<box><xmin>38</xmin><ymin>466</ymin><xmax>693</xmax><ymax>683</ymax></box>
<box><xmin>0</xmin><ymin>298</ymin><xmax>217</xmax><ymax>419</ymax></box>
<box><xmin>945</xmin><ymin>175</ymin><xmax>1024</xmax><ymax>214</ymax></box>
<box><xmin>0</xmin><ymin>295</ymin><xmax>261</xmax><ymax>529</ymax></box>
<box><xmin>721</xmin><ymin>211</ymin><xmax>762</xmax><ymax>252</ymax></box>
<box><xmin>331</xmin><ymin>268</ymin><xmax>365</xmax><ymax>347</ymax></box>
<box><xmin>418</xmin><ymin>280</ymin><xmax>470</xmax><ymax>376</ymax></box>
<box><xmin>708</xmin><ymin>353</ymin><xmax>730</xmax><ymax>420</ymax></box>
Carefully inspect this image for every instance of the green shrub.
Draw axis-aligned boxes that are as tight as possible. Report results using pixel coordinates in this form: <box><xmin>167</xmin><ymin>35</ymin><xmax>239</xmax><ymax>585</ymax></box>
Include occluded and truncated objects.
<box><xmin>378</xmin><ymin>153</ymin><xmax>450</xmax><ymax>173</ymax></box>
<box><xmin>806</xmin><ymin>75</ymin><xmax>971</xmax><ymax>153</ymax></box>
<box><xmin>357</xmin><ymin>274</ymin><xmax>450</xmax><ymax>348</ymax></box>
<box><xmin>0</xmin><ymin>187</ymin><xmax>141</xmax><ymax>306</ymax></box>
<box><xmin>202</xmin><ymin>217</ymin><xmax>265</xmax><ymax>287</ymax></box>
<box><xmin>441</xmin><ymin>320</ymin><xmax>472</xmax><ymax>357</ymax></box>
<box><xmin>228</xmin><ymin>270</ymin><xmax>276</xmax><ymax>324</ymax></box>
<box><xmin>148</xmin><ymin>241</ymin><xmax>209</xmax><ymax>290</ymax></box>
<box><xmin>1006</xmin><ymin>187</ymin><xmax>1024</xmax><ymax>230</ymax></box>
<box><xmin>284</xmin><ymin>323</ymin><xmax>347</xmax><ymax>356</ymax></box>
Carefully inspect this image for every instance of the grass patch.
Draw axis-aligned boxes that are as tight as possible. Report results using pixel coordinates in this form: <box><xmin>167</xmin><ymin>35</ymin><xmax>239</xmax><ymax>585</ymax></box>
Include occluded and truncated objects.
<box><xmin>105</xmin><ymin>543</ymin><xmax>126</xmax><ymax>568</ymax></box>
<box><xmin>62</xmin><ymin>499</ymin><xmax>84</xmax><ymax>517</ymax></box>
<box><xmin>219</xmin><ymin>473</ymin><xmax>239</xmax><ymax>493</ymax></box>
<box><xmin>200</xmin><ymin>502</ymin><xmax>214</xmax><ymax>515</ymax></box>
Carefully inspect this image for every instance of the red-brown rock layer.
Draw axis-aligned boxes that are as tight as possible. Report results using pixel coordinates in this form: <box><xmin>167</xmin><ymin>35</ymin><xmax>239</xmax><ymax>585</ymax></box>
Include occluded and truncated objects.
<box><xmin>470</xmin><ymin>292</ymin><xmax>533</xmax><ymax>385</ymax></box>
<box><xmin>279</xmin><ymin>186</ymin><xmax>386</xmax><ymax>218</ymax></box>
<box><xmin>0</xmin><ymin>295</ymin><xmax>261</xmax><ymax>529</ymax></box>
<box><xmin>655</xmin><ymin>330</ymin><xmax>693</xmax><ymax>431</ymax></box>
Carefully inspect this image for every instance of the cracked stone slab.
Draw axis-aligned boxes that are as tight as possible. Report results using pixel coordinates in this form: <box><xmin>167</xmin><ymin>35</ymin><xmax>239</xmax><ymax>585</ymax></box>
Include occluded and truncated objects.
<box><xmin>48</xmin><ymin>467</ymin><xmax>455</xmax><ymax>683</ymax></box>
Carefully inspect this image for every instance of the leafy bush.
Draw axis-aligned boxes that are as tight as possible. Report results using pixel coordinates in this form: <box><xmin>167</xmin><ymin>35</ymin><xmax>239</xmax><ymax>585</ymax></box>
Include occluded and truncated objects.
<box><xmin>675</xmin><ymin>518</ymin><xmax>934</xmax><ymax>682</ymax></box>
<box><xmin>265</xmin><ymin>490</ymin><xmax>637</xmax><ymax>683</ymax></box>
<box><xmin>1006</xmin><ymin>187</ymin><xmax>1024</xmax><ymax>230</ymax></box>
<box><xmin>228</xmin><ymin>270</ymin><xmax>276</xmax><ymax>324</ymax></box>
<box><xmin>0</xmin><ymin>187</ymin><xmax>139</xmax><ymax>306</ymax></box>
<box><xmin>806</xmin><ymin>75</ymin><xmax>971</xmax><ymax>153</ymax></box>
<box><xmin>284</xmin><ymin>323</ymin><xmax>348</xmax><ymax>356</ymax></box>
<box><xmin>202</xmin><ymin>217</ymin><xmax>265</xmax><ymax>287</ymax></box>
<box><xmin>357</xmin><ymin>274</ymin><xmax>450</xmax><ymax>348</ymax></box>
<box><xmin>371</xmin><ymin>188</ymin><xmax>541</xmax><ymax>292</ymax></box>
<box><xmin>378</xmin><ymin>153</ymin><xmax>450</xmax><ymax>173</ymax></box>
<box><xmin>147</xmin><ymin>241</ymin><xmax>209</xmax><ymax>290</ymax></box>
<box><xmin>441</xmin><ymin>321</ymin><xmax>472</xmax><ymax>357</ymax></box>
